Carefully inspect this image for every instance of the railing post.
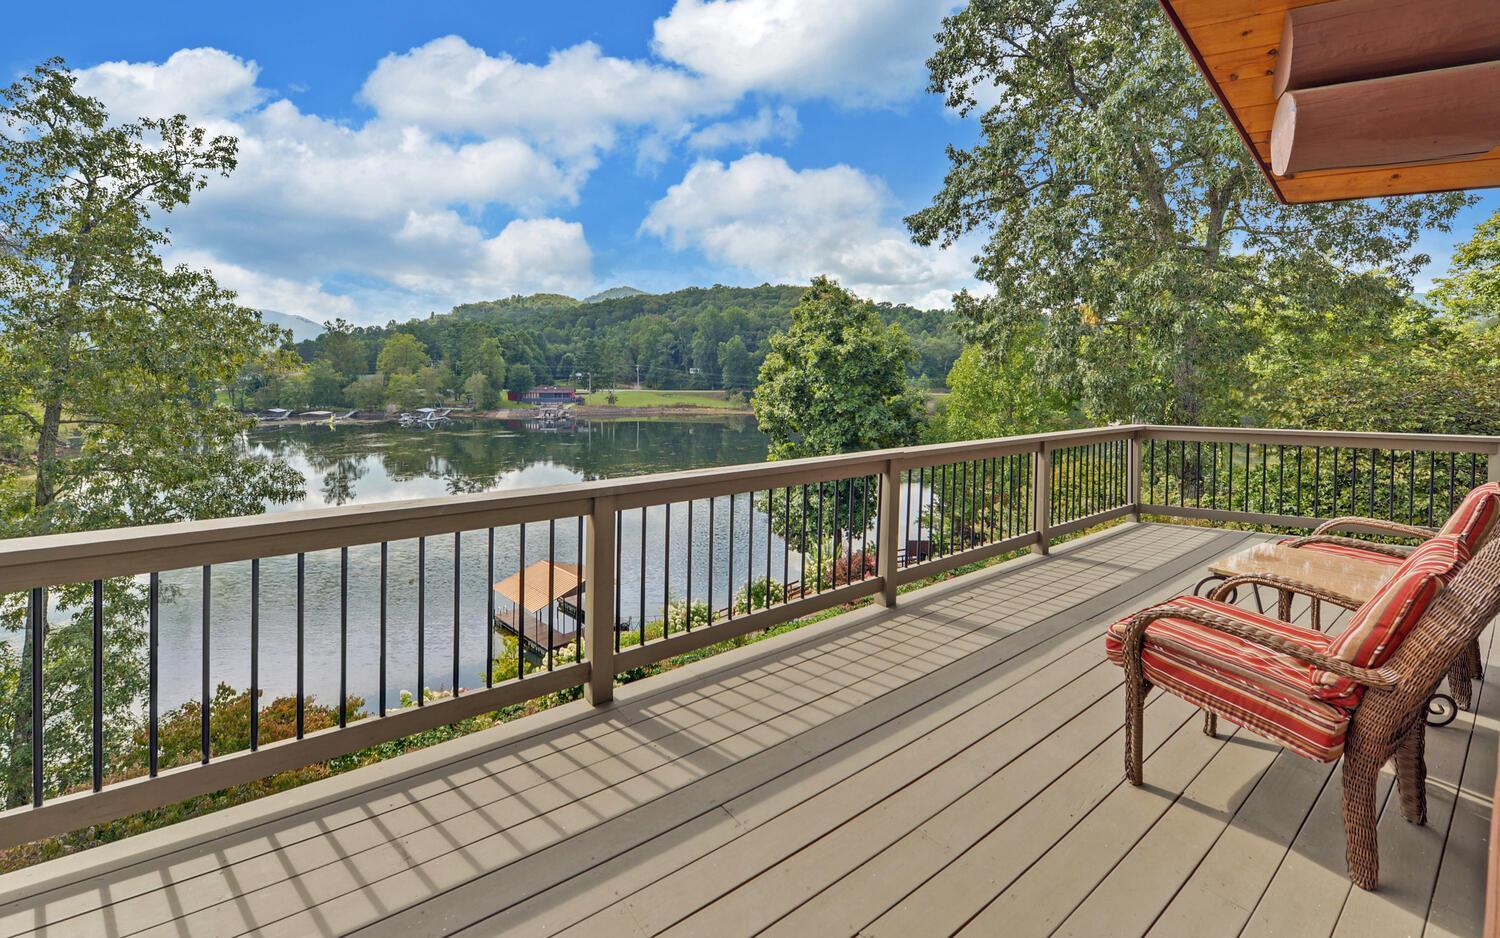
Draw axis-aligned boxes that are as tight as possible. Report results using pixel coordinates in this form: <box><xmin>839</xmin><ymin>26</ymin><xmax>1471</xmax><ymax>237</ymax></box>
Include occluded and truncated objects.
<box><xmin>1489</xmin><ymin>444</ymin><xmax>1500</xmax><ymax>485</ymax></box>
<box><xmin>1033</xmin><ymin>442</ymin><xmax>1052</xmax><ymax>556</ymax></box>
<box><xmin>877</xmin><ymin>458</ymin><xmax>901</xmax><ymax>607</ymax></box>
<box><xmin>1128</xmin><ymin>432</ymin><xmax>1143</xmax><ymax>522</ymax></box>
<box><xmin>583</xmin><ymin>495</ymin><xmax>617</xmax><ymax>705</ymax></box>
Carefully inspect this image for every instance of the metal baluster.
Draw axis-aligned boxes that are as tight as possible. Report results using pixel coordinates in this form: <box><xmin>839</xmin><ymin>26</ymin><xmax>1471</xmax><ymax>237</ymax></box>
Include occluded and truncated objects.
<box><xmin>663</xmin><ymin>505</ymin><xmax>672</xmax><ymax>632</ymax></box>
<box><xmin>614</xmin><ymin>513</ymin><xmax>623</xmax><ymax>649</ymax></box>
<box><xmin>518</xmin><ymin>526</ymin><xmax>527</xmax><ymax>677</ymax></box>
<box><xmin>709</xmin><ymin>496</ymin><xmax>718</xmax><ymax>618</ymax></box>
<box><xmin>576</xmin><ymin>516</ymin><xmax>585</xmax><ymax>659</ymax></box>
<box><xmin>1369</xmin><ymin>448</ymin><xmax>1377</xmax><ymax>516</ymax></box>
<box><xmin>686</xmin><ymin>500</ymin><xmax>694</xmax><ymax>628</ymax></box>
<box><xmin>548</xmin><ymin>520</ymin><xmax>556</xmax><ymax>670</ymax></box>
<box><xmin>452</xmin><ymin>534</ymin><xmax>461</xmax><ymax>696</ymax></box>
<box><xmin>29</xmin><ymin>587</ymin><xmax>44</xmax><ymax>805</ymax></box>
<box><xmin>295</xmin><ymin>549</ymin><xmax>304</xmax><ymax>732</ymax></box>
<box><xmin>89</xmin><ymin>579</ymin><xmax>103</xmax><ymax>791</ymax></box>
<box><xmin>250</xmin><ymin>560</ymin><xmax>260</xmax><ymax>749</ymax></box>
<box><xmin>486</xmin><ymin>529</ymin><xmax>495</xmax><ymax>688</ymax></box>
<box><xmin>638</xmin><ymin>508</ymin><xmax>647</xmax><ymax>640</ymax></box>
<box><xmin>379</xmin><ymin>543</ymin><xmax>388</xmax><ymax>715</ymax></box>
<box><xmin>1333</xmin><ymin>449</ymin><xmax>1341</xmax><ymax>515</ymax></box>
<box><xmin>149</xmin><ymin>574</ymin><xmax>159</xmax><ymax>777</ymax></box>
<box><xmin>340</xmin><ymin>547</ymin><xmax>350</xmax><ymax>724</ymax></box>
<box><xmin>201</xmin><ymin>566</ymin><xmax>211</xmax><ymax>764</ymax></box>
<box><xmin>417</xmin><ymin>538</ymin><xmax>426</xmax><ymax>705</ymax></box>
<box><xmin>1428</xmin><ymin>452</ymin><xmax>1436</xmax><ymax>526</ymax></box>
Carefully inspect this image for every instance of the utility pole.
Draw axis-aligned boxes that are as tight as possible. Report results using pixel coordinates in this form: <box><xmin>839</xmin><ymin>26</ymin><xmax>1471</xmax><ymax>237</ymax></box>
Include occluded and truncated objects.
<box><xmin>634</xmin><ymin>363</ymin><xmax>643</xmax><ymax>389</ymax></box>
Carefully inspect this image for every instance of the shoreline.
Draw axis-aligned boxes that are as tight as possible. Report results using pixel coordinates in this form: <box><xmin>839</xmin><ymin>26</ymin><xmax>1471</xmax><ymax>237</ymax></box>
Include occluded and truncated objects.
<box><xmin>248</xmin><ymin>404</ymin><xmax>753</xmax><ymax>427</ymax></box>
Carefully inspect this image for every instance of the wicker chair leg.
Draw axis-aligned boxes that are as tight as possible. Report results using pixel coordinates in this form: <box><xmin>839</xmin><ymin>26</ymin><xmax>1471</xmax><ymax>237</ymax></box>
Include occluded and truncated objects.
<box><xmin>1202</xmin><ymin>710</ymin><xmax>1217</xmax><ymax>738</ymax></box>
<box><xmin>1395</xmin><ymin>723</ymin><xmax>1428</xmax><ymax>825</ymax></box>
<box><xmin>1448</xmin><ymin>639</ymin><xmax>1483</xmax><ymax>711</ymax></box>
<box><xmin>1341</xmin><ymin>748</ymin><xmax>1382</xmax><ymax>891</ymax></box>
<box><xmin>1125</xmin><ymin>679</ymin><xmax>1148</xmax><ymax>787</ymax></box>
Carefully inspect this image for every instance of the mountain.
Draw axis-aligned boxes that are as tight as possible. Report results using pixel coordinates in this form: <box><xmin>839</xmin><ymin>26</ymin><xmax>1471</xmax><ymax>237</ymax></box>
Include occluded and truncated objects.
<box><xmin>259</xmin><ymin>309</ymin><xmax>325</xmax><ymax>343</ymax></box>
<box><xmin>583</xmin><ymin>286</ymin><xmax>648</xmax><ymax>303</ymax></box>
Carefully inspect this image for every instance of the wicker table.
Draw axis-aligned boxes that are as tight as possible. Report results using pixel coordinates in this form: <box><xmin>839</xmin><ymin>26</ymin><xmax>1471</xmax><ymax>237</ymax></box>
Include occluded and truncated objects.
<box><xmin>1196</xmin><ymin>540</ymin><xmax>1395</xmax><ymax>626</ymax></box>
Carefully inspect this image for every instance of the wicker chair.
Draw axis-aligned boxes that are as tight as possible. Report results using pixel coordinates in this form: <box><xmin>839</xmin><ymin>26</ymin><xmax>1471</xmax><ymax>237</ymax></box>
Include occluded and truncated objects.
<box><xmin>1106</xmin><ymin>534</ymin><xmax>1500</xmax><ymax>890</ymax></box>
<box><xmin>1281</xmin><ymin>481</ymin><xmax>1500</xmax><ymax>709</ymax></box>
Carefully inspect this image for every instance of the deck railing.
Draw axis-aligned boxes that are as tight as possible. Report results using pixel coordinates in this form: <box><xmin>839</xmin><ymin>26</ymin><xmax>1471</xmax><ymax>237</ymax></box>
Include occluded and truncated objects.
<box><xmin>0</xmin><ymin>424</ymin><xmax>1496</xmax><ymax>848</ymax></box>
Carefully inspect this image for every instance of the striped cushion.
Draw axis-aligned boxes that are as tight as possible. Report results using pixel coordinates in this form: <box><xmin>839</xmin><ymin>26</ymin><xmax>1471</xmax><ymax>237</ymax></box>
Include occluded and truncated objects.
<box><xmin>1439</xmin><ymin>482</ymin><xmax>1500</xmax><ymax>552</ymax></box>
<box><xmin>1315</xmin><ymin>535</ymin><xmax>1468</xmax><ymax>698</ymax></box>
<box><xmin>1104</xmin><ymin>595</ymin><xmax>1357</xmax><ymax>761</ymax></box>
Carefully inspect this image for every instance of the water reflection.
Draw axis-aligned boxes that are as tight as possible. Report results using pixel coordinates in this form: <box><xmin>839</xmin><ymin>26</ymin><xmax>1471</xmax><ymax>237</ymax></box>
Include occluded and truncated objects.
<box><xmin>145</xmin><ymin>416</ymin><xmax>788</xmax><ymax>711</ymax></box>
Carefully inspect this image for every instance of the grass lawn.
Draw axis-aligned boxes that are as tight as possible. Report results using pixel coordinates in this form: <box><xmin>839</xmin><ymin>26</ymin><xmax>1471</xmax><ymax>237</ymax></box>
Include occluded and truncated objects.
<box><xmin>581</xmin><ymin>389</ymin><xmax>748</xmax><ymax>409</ymax></box>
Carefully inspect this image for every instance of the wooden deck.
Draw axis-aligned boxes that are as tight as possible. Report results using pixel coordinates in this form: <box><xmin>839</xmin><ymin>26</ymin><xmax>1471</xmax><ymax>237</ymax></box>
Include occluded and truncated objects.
<box><xmin>1</xmin><ymin>522</ymin><xmax>1493</xmax><ymax>937</ymax></box>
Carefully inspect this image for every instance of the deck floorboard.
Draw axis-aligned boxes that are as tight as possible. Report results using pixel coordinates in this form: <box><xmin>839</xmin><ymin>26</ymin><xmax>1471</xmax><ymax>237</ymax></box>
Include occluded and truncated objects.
<box><xmin>2</xmin><ymin>522</ymin><xmax>1492</xmax><ymax>938</ymax></box>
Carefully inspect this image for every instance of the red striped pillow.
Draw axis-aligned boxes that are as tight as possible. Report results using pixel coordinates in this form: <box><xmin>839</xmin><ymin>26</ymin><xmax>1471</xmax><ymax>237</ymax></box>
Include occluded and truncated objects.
<box><xmin>1313</xmin><ymin>535</ymin><xmax>1468</xmax><ymax>698</ymax></box>
<box><xmin>1439</xmin><ymin>482</ymin><xmax>1500</xmax><ymax>552</ymax></box>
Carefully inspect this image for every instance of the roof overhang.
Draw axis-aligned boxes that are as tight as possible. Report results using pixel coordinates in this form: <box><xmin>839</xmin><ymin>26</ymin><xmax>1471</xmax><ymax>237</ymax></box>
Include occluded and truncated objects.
<box><xmin>1157</xmin><ymin>0</ymin><xmax>1500</xmax><ymax>203</ymax></box>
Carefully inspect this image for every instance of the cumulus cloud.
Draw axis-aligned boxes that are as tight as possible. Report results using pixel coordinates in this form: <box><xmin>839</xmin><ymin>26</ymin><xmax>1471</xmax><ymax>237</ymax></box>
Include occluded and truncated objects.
<box><xmin>71</xmin><ymin>48</ymin><xmax>596</xmax><ymax>319</ymax></box>
<box><xmin>643</xmin><ymin>153</ymin><xmax>976</xmax><ymax>307</ymax></box>
<box><xmin>652</xmin><ymin>0</ymin><xmax>961</xmax><ymax>106</ymax></box>
<box><xmin>72</xmin><ymin>48</ymin><xmax>265</xmax><ymax>122</ymax></box>
<box><xmin>360</xmin><ymin>36</ymin><xmax>729</xmax><ymax>158</ymax></box>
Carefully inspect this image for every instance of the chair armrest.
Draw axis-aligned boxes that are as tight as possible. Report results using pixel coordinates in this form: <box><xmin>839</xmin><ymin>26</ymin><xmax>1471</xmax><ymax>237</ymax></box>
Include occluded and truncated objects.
<box><xmin>1282</xmin><ymin>534</ymin><xmax>1415</xmax><ymax>559</ymax></box>
<box><xmin>1209</xmin><ymin>572</ymin><xmax>1364</xmax><ymax>610</ymax></box>
<box><xmin>1116</xmin><ymin>603</ymin><xmax>1398</xmax><ymax>691</ymax></box>
<box><xmin>1310</xmin><ymin>516</ymin><xmax>1435</xmax><ymax>540</ymax></box>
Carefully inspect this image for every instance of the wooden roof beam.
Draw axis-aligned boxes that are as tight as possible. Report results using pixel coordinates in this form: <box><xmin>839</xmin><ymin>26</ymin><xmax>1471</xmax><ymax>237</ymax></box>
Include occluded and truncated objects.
<box><xmin>1272</xmin><ymin>60</ymin><xmax>1500</xmax><ymax>176</ymax></box>
<box><xmin>1274</xmin><ymin>0</ymin><xmax>1500</xmax><ymax>97</ymax></box>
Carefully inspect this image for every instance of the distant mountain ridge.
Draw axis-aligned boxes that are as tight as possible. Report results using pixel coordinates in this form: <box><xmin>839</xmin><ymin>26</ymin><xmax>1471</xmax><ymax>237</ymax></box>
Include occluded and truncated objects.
<box><xmin>259</xmin><ymin>309</ymin><xmax>325</xmax><ymax>343</ymax></box>
<box><xmin>584</xmin><ymin>286</ymin><xmax>648</xmax><ymax>303</ymax></box>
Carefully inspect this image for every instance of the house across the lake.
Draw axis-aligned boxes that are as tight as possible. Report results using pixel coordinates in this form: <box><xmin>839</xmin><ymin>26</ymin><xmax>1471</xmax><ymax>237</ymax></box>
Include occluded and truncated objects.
<box><xmin>508</xmin><ymin>384</ymin><xmax>581</xmax><ymax>405</ymax></box>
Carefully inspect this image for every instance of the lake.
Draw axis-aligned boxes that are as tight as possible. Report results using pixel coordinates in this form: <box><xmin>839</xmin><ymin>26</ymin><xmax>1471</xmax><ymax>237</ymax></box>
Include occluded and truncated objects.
<box><xmin>145</xmin><ymin>416</ymin><xmax>807</xmax><ymax>712</ymax></box>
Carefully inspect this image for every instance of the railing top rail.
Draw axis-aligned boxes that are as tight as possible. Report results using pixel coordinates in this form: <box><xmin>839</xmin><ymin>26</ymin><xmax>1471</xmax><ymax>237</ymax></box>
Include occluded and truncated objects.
<box><xmin>1140</xmin><ymin>425</ymin><xmax>1500</xmax><ymax>453</ymax></box>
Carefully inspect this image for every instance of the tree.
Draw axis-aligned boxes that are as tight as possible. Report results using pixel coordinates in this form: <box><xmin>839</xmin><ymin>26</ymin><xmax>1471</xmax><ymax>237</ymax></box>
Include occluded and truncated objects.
<box><xmin>507</xmin><ymin>363</ymin><xmax>537</xmax><ymax>396</ymax></box>
<box><xmin>1431</xmin><ymin>208</ymin><xmax>1500</xmax><ymax>325</ymax></box>
<box><xmin>0</xmin><ymin>59</ymin><xmax>303</xmax><ymax>806</ymax></box>
<box><xmin>929</xmin><ymin>341</ymin><xmax>1070</xmax><ymax>443</ymax></box>
<box><xmin>463</xmin><ymin>371</ymin><xmax>494</xmax><ymax>409</ymax></box>
<box><xmin>753</xmin><ymin>278</ymin><xmax>924</xmax><ymax>562</ymax></box>
<box><xmin>909</xmin><ymin>0</ymin><xmax>1470</xmax><ymax>425</ymax></box>
<box><xmin>376</xmin><ymin>333</ymin><xmax>428</xmax><ymax>375</ymax></box>
<box><xmin>385</xmin><ymin>373</ymin><xmax>426</xmax><ymax>411</ymax></box>
<box><xmin>317</xmin><ymin>319</ymin><xmax>367</xmax><ymax>380</ymax></box>
<box><xmin>345</xmin><ymin>373</ymin><xmax>387</xmax><ymax>412</ymax></box>
<box><xmin>718</xmin><ymin>336</ymin><xmax>754</xmax><ymax>390</ymax></box>
<box><xmin>755</xmin><ymin>278</ymin><xmax>924</xmax><ymax>460</ymax></box>
<box><xmin>306</xmin><ymin>360</ymin><xmax>344</xmax><ymax>407</ymax></box>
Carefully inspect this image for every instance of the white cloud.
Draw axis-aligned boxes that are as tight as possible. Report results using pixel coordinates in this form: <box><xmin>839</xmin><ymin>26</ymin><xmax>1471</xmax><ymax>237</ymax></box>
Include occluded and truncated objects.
<box><xmin>169</xmin><ymin>249</ymin><xmax>357</xmax><ymax>322</ymax></box>
<box><xmin>688</xmin><ymin>105</ymin><xmax>799</xmax><ymax>150</ymax></box>
<box><xmin>643</xmin><ymin>153</ymin><xmax>976</xmax><ymax>307</ymax></box>
<box><xmin>71</xmin><ymin>50</ymin><xmax>595</xmax><ymax>319</ymax></box>
<box><xmin>652</xmin><ymin>0</ymin><xmax>960</xmax><ymax>106</ymax></box>
<box><xmin>72</xmin><ymin>48</ymin><xmax>265</xmax><ymax>122</ymax></box>
<box><xmin>360</xmin><ymin>36</ymin><xmax>729</xmax><ymax>158</ymax></box>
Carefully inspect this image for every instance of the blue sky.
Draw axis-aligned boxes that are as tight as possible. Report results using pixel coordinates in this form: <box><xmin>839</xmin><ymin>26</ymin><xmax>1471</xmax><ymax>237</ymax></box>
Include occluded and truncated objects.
<box><xmin>4</xmin><ymin>0</ymin><xmax>1494</xmax><ymax>323</ymax></box>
